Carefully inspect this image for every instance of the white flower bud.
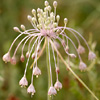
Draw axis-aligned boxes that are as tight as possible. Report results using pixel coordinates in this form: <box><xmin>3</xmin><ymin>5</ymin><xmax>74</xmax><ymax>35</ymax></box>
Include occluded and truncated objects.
<box><xmin>45</xmin><ymin>1</ymin><xmax>49</xmax><ymax>6</ymax></box>
<box><xmin>27</xmin><ymin>15</ymin><xmax>32</xmax><ymax>21</ymax></box>
<box><xmin>47</xmin><ymin>6</ymin><xmax>51</xmax><ymax>12</ymax></box>
<box><xmin>19</xmin><ymin>76</ymin><xmax>28</xmax><ymax>87</ymax></box>
<box><xmin>32</xmin><ymin>17</ymin><xmax>36</xmax><ymax>23</ymax></box>
<box><xmin>27</xmin><ymin>83</ymin><xmax>36</xmax><ymax>95</ymax></box>
<box><xmin>54</xmin><ymin>80</ymin><xmax>62</xmax><ymax>91</ymax></box>
<box><xmin>53</xmin><ymin>1</ymin><xmax>57</xmax><ymax>8</ymax></box>
<box><xmin>77</xmin><ymin>45</ymin><xmax>85</xmax><ymax>54</ymax></box>
<box><xmin>48</xmin><ymin>86</ymin><xmax>57</xmax><ymax>96</ymax></box>
<box><xmin>2</xmin><ymin>52</ymin><xmax>11</xmax><ymax>63</ymax></box>
<box><xmin>13</xmin><ymin>27</ymin><xmax>20</xmax><ymax>32</ymax></box>
<box><xmin>31</xmin><ymin>53</ymin><xmax>35</xmax><ymax>59</ymax></box>
<box><xmin>33</xmin><ymin>66</ymin><xmax>41</xmax><ymax>78</ymax></box>
<box><xmin>20</xmin><ymin>25</ymin><xmax>26</xmax><ymax>31</ymax></box>
<box><xmin>53</xmin><ymin>22</ymin><xmax>57</xmax><ymax>27</ymax></box>
<box><xmin>79</xmin><ymin>61</ymin><xmax>87</xmax><ymax>71</ymax></box>
<box><xmin>32</xmin><ymin>9</ymin><xmax>36</xmax><ymax>15</ymax></box>
<box><xmin>88</xmin><ymin>51</ymin><xmax>96</xmax><ymax>60</ymax></box>
<box><xmin>37</xmin><ymin>8</ymin><xmax>41</xmax><ymax>13</ymax></box>
<box><xmin>64</xmin><ymin>18</ymin><xmax>68</xmax><ymax>24</ymax></box>
<box><xmin>56</xmin><ymin>15</ymin><xmax>60</xmax><ymax>22</ymax></box>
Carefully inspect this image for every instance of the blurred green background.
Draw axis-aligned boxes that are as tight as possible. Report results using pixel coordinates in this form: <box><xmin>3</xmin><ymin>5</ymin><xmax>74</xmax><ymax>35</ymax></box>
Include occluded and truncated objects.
<box><xmin>0</xmin><ymin>0</ymin><xmax>100</xmax><ymax>100</ymax></box>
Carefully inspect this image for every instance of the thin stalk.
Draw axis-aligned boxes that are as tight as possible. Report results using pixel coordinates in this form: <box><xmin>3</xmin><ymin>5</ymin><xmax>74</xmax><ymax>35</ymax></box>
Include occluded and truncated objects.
<box><xmin>46</xmin><ymin>38</ymin><xmax>52</xmax><ymax>100</ymax></box>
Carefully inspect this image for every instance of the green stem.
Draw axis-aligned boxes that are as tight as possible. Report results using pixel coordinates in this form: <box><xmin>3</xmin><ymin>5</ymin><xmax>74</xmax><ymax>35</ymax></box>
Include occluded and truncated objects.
<box><xmin>46</xmin><ymin>38</ymin><xmax>52</xmax><ymax>100</ymax></box>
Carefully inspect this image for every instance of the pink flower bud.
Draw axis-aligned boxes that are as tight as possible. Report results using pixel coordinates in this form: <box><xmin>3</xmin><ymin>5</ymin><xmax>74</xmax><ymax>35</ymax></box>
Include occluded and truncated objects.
<box><xmin>27</xmin><ymin>83</ymin><xmax>36</xmax><ymax>95</ymax></box>
<box><xmin>79</xmin><ymin>61</ymin><xmax>87</xmax><ymax>71</ymax></box>
<box><xmin>33</xmin><ymin>66</ymin><xmax>41</xmax><ymax>78</ymax></box>
<box><xmin>65</xmin><ymin>46</ymin><xmax>69</xmax><ymax>53</ymax></box>
<box><xmin>48</xmin><ymin>86</ymin><xmax>57</xmax><ymax>96</ymax></box>
<box><xmin>61</xmin><ymin>40</ymin><xmax>66</xmax><ymax>47</ymax></box>
<box><xmin>54</xmin><ymin>80</ymin><xmax>62</xmax><ymax>91</ymax></box>
<box><xmin>26</xmin><ymin>51</ymin><xmax>30</xmax><ymax>58</ymax></box>
<box><xmin>19</xmin><ymin>76</ymin><xmax>28</xmax><ymax>87</ymax></box>
<box><xmin>77</xmin><ymin>45</ymin><xmax>85</xmax><ymax>54</ymax></box>
<box><xmin>56</xmin><ymin>67</ymin><xmax>60</xmax><ymax>74</ymax></box>
<box><xmin>10</xmin><ymin>56</ymin><xmax>16</xmax><ymax>65</ymax></box>
<box><xmin>2</xmin><ymin>52</ymin><xmax>11</xmax><ymax>63</ymax></box>
<box><xmin>88</xmin><ymin>51</ymin><xmax>96</xmax><ymax>60</ymax></box>
<box><xmin>20</xmin><ymin>54</ymin><xmax>25</xmax><ymax>62</ymax></box>
<box><xmin>54</xmin><ymin>41</ymin><xmax>60</xmax><ymax>49</ymax></box>
<box><xmin>31</xmin><ymin>53</ymin><xmax>35</xmax><ymax>59</ymax></box>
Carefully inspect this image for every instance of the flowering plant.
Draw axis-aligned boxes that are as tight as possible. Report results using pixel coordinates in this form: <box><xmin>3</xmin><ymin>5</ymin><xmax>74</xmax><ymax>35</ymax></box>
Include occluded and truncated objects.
<box><xmin>2</xmin><ymin>1</ymin><xmax>98</xmax><ymax>100</ymax></box>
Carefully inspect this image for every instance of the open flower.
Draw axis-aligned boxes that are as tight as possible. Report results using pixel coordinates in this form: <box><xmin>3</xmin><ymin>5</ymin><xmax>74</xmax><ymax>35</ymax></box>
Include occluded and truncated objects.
<box><xmin>2</xmin><ymin>0</ymin><xmax>97</xmax><ymax>98</ymax></box>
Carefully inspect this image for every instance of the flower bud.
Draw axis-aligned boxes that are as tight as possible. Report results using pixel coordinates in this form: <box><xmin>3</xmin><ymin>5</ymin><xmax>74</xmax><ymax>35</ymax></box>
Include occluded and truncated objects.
<box><xmin>53</xmin><ymin>1</ymin><xmax>57</xmax><ymax>8</ymax></box>
<box><xmin>20</xmin><ymin>25</ymin><xmax>26</xmax><ymax>31</ymax></box>
<box><xmin>45</xmin><ymin>1</ymin><xmax>49</xmax><ymax>6</ymax></box>
<box><xmin>20</xmin><ymin>54</ymin><xmax>25</xmax><ymax>62</ymax></box>
<box><xmin>33</xmin><ymin>66</ymin><xmax>41</xmax><ymax>78</ymax></box>
<box><xmin>13</xmin><ymin>27</ymin><xmax>20</xmax><ymax>32</ymax></box>
<box><xmin>77</xmin><ymin>45</ymin><xmax>85</xmax><ymax>54</ymax></box>
<box><xmin>54</xmin><ymin>41</ymin><xmax>60</xmax><ymax>49</ymax></box>
<box><xmin>48</xmin><ymin>86</ymin><xmax>57</xmax><ymax>96</ymax></box>
<box><xmin>54</xmin><ymin>80</ymin><xmax>62</xmax><ymax>91</ymax></box>
<box><xmin>56</xmin><ymin>67</ymin><xmax>60</xmax><ymax>74</ymax></box>
<box><xmin>65</xmin><ymin>45</ymin><xmax>69</xmax><ymax>52</ymax></box>
<box><xmin>32</xmin><ymin>9</ymin><xmax>36</xmax><ymax>15</ymax></box>
<box><xmin>10</xmin><ymin>56</ymin><xmax>16</xmax><ymax>65</ymax></box>
<box><xmin>61</xmin><ymin>40</ymin><xmax>66</xmax><ymax>47</ymax></box>
<box><xmin>2</xmin><ymin>52</ymin><xmax>11</xmax><ymax>63</ymax></box>
<box><xmin>27</xmin><ymin>83</ymin><xmax>36</xmax><ymax>95</ymax></box>
<box><xmin>56</xmin><ymin>15</ymin><xmax>60</xmax><ymax>22</ymax></box>
<box><xmin>88</xmin><ymin>51</ymin><xmax>96</xmax><ymax>60</ymax></box>
<box><xmin>37</xmin><ymin>8</ymin><xmax>41</xmax><ymax>13</ymax></box>
<box><xmin>27</xmin><ymin>15</ymin><xmax>32</xmax><ymax>21</ymax></box>
<box><xmin>31</xmin><ymin>53</ymin><xmax>35</xmax><ymax>59</ymax></box>
<box><xmin>64</xmin><ymin>18</ymin><xmax>68</xmax><ymax>24</ymax></box>
<box><xmin>26</xmin><ymin>51</ymin><xmax>30</xmax><ymax>58</ymax></box>
<box><xmin>19</xmin><ymin>76</ymin><xmax>28</xmax><ymax>87</ymax></box>
<box><xmin>79</xmin><ymin>61</ymin><xmax>87</xmax><ymax>71</ymax></box>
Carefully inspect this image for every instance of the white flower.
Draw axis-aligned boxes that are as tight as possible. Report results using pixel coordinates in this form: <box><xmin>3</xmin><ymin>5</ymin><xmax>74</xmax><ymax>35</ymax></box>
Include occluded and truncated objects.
<box><xmin>27</xmin><ymin>83</ymin><xmax>36</xmax><ymax>95</ymax></box>
<box><xmin>88</xmin><ymin>51</ymin><xmax>96</xmax><ymax>60</ymax></box>
<box><xmin>2</xmin><ymin>52</ymin><xmax>10</xmax><ymax>63</ymax></box>
<box><xmin>77</xmin><ymin>45</ymin><xmax>85</xmax><ymax>54</ymax></box>
<box><xmin>79</xmin><ymin>61</ymin><xmax>87</xmax><ymax>71</ymax></box>
<box><xmin>19</xmin><ymin>76</ymin><xmax>28</xmax><ymax>87</ymax></box>
<box><xmin>54</xmin><ymin>80</ymin><xmax>62</xmax><ymax>91</ymax></box>
<box><xmin>33</xmin><ymin>66</ymin><xmax>41</xmax><ymax>77</ymax></box>
<box><xmin>48</xmin><ymin>86</ymin><xmax>57</xmax><ymax>96</ymax></box>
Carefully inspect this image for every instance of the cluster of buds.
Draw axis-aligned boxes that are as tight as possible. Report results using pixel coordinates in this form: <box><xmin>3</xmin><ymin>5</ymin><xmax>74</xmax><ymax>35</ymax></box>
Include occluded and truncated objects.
<box><xmin>2</xmin><ymin>0</ymin><xmax>96</xmax><ymax>97</ymax></box>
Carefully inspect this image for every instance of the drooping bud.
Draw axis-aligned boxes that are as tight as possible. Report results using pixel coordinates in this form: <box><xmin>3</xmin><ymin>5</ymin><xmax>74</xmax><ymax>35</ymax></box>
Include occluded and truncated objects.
<box><xmin>48</xmin><ymin>86</ymin><xmax>57</xmax><ymax>96</ymax></box>
<box><xmin>54</xmin><ymin>80</ymin><xmax>62</xmax><ymax>91</ymax></box>
<box><xmin>2</xmin><ymin>52</ymin><xmax>11</xmax><ymax>63</ymax></box>
<box><xmin>10</xmin><ymin>56</ymin><xmax>16</xmax><ymax>65</ymax></box>
<box><xmin>61</xmin><ymin>40</ymin><xmax>66</xmax><ymax>47</ymax></box>
<box><xmin>56</xmin><ymin>67</ymin><xmax>60</xmax><ymax>74</ymax></box>
<box><xmin>13</xmin><ymin>27</ymin><xmax>20</xmax><ymax>32</ymax></box>
<box><xmin>20</xmin><ymin>25</ymin><xmax>26</xmax><ymax>31</ymax></box>
<box><xmin>69</xmin><ymin>54</ymin><xmax>76</xmax><ymax>58</ymax></box>
<box><xmin>33</xmin><ymin>66</ymin><xmax>41</xmax><ymax>78</ymax></box>
<box><xmin>53</xmin><ymin>1</ymin><xmax>57</xmax><ymax>8</ymax></box>
<box><xmin>20</xmin><ymin>54</ymin><xmax>25</xmax><ymax>62</ymax></box>
<box><xmin>26</xmin><ymin>51</ymin><xmax>30</xmax><ymax>58</ymax></box>
<box><xmin>88</xmin><ymin>51</ymin><xmax>96</xmax><ymax>60</ymax></box>
<box><xmin>79</xmin><ymin>61</ymin><xmax>87</xmax><ymax>71</ymax></box>
<box><xmin>19</xmin><ymin>75</ymin><xmax>28</xmax><ymax>87</ymax></box>
<box><xmin>27</xmin><ymin>83</ymin><xmax>36</xmax><ymax>95</ymax></box>
<box><xmin>31</xmin><ymin>53</ymin><xmax>35</xmax><ymax>59</ymax></box>
<box><xmin>77</xmin><ymin>45</ymin><xmax>85</xmax><ymax>54</ymax></box>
